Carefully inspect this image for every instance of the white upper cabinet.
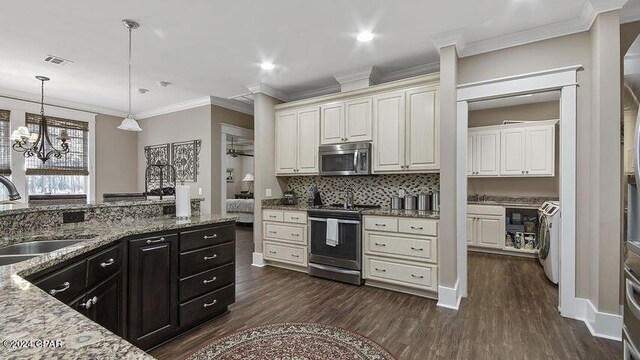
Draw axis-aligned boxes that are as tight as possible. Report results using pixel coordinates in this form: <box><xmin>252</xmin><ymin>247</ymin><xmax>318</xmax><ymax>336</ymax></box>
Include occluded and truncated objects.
<box><xmin>275</xmin><ymin>107</ymin><xmax>320</xmax><ymax>175</ymax></box>
<box><xmin>373</xmin><ymin>90</ymin><xmax>405</xmax><ymax>172</ymax></box>
<box><xmin>405</xmin><ymin>87</ymin><xmax>439</xmax><ymax>171</ymax></box>
<box><xmin>373</xmin><ymin>86</ymin><xmax>439</xmax><ymax>173</ymax></box>
<box><xmin>500</xmin><ymin>128</ymin><xmax>526</xmax><ymax>175</ymax></box>
<box><xmin>525</xmin><ymin>125</ymin><xmax>554</xmax><ymax>176</ymax></box>
<box><xmin>321</xmin><ymin>98</ymin><xmax>372</xmax><ymax>145</ymax></box>
<box><xmin>345</xmin><ymin>98</ymin><xmax>372</xmax><ymax>143</ymax></box>
<box><xmin>320</xmin><ymin>102</ymin><xmax>344</xmax><ymax>145</ymax></box>
<box><xmin>474</xmin><ymin>130</ymin><xmax>500</xmax><ymax>176</ymax></box>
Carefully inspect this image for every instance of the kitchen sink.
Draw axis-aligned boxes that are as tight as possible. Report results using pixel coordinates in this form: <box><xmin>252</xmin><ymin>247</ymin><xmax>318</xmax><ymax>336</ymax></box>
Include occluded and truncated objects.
<box><xmin>0</xmin><ymin>240</ymin><xmax>85</xmax><ymax>266</ymax></box>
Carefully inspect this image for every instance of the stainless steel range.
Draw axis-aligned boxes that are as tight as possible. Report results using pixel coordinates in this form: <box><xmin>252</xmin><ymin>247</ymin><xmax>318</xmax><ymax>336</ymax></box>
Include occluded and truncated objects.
<box><xmin>307</xmin><ymin>203</ymin><xmax>379</xmax><ymax>285</ymax></box>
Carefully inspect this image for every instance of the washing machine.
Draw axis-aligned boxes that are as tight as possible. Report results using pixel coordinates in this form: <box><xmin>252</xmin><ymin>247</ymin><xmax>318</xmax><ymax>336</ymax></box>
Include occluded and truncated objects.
<box><xmin>537</xmin><ymin>201</ymin><xmax>560</xmax><ymax>284</ymax></box>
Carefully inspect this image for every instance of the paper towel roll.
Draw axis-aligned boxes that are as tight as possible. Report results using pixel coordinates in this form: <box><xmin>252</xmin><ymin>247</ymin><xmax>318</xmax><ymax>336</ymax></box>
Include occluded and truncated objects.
<box><xmin>176</xmin><ymin>185</ymin><xmax>191</xmax><ymax>219</ymax></box>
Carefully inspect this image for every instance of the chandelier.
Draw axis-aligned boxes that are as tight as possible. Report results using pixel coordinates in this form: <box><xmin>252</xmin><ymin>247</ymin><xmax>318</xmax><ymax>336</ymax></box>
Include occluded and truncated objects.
<box><xmin>11</xmin><ymin>76</ymin><xmax>70</xmax><ymax>163</ymax></box>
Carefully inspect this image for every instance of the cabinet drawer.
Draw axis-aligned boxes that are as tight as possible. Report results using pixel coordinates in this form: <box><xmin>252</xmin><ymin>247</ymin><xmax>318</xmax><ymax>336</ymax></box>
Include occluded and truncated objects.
<box><xmin>364</xmin><ymin>216</ymin><xmax>398</xmax><ymax>232</ymax></box>
<box><xmin>87</xmin><ymin>244</ymin><xmax>121</xmax><ymax>288</ymax></box>
<box><xmin>365</xmin><ymin>257</ymin><xmax>437</xmax><ymax>291</ymax></box>
<box><xmin>180</xmin><ymin>242</ymin><xmax>235</xmax><ymax>278</ymax></box>
<box><xmin>365</xmin><ymin>232</ymin><xmax>437</xmax><ymax>263</ymax></box>
<box><xmin>180</xmin><ymin>225</ymin><xmax>234</xmax><ymax>252</ymax></box>
<box><xmin>179</xmin><ymin>263</ymin><xmax>235</xmax><ymax>303</ymax></box>
<box><xmin>263</xmin><ymin>223</ymin><xmax>306</xmax><ymax>245</ymax></box>
<box><xmin>263</xmin><ymin>242</ymin><xmax>307</xmax><ymax>266</ymax></box>
<box><xmin>467</xmin><ymin>204</ymin><xmax>504</xmax><ymax>216</ymax></box>
<box><xmin>398</xmin><ymin>218</ymin><xmax>438</xmax><ymax>236</ymax></box>
<box><xmin>179</xmin><ymin>284</ymin><xmax>234</xmax><ymax>329</ymax></box>
<box><xmin>283</xmin><ymin>211</ymin><xmax>307</xmax><ymax>224</ymax></box>
<box><xmin>34</xmin><ymin>260</ymin><xmax>87</xmax><ymax>304</ymax></box>
<box><xmin>263</xmin><ymin>210</ymin><xmax>284</xmax><ymax>222</ymax></box>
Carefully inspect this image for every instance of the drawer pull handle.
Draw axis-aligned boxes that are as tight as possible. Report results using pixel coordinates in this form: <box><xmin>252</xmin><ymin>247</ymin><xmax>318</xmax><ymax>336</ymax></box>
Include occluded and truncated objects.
<box><xmin>374</xmin><ymin>242</ymin><xmax>386</xmax><ymax>247</ymax></box>
<box><xmin>411</xmin><ymin>274</ymin><xmax>424</xmax><ymax>279</ymax></box>
<box><xmin>204</xmin><ymin>234</ymin><xmax>218</xmax><ymax>239</ymax></box>
<box><xmin>269</xmin><ymin>250</ymin><xmax>277</xmax><ymax>254</ymax></box>
<box><xmin>204</xmin><ymin>254</ymin><xmax>218</xmax><ymax>260</ymax></box>
<box><xmin>146</xmin><ymin>237</ymin><xmax>165</xmax><ymax>244</ymax></box>
<box><xmin>269</xmin><ymin>215</ymin><xmax>277</xmax><ymax>218</ymax></box>
<box><xmin>81</xmin><ymin>296</ymin><xmax>98</xmax><ymax>309</ymax></box>
<box><xmin>291</xmin><ymin>254</ymin><xmax>300</xmax><ymax>258</ymax></box>
<box><xmin>410</xmin><ymin>226</ymin><xmax>424</xmax><ymax>230</ymax></box>
<box><xmin>291</xmin><ymin>233</ymin><xmax>300</xmax><ymax>237</ymax></box>
<box><xmin>375</xmin><ymin>223</ymin><xmax>386</xmax><ymax>227</ymax></box>
<box><xmin>100</xmin><ymin>258</ymin><xmax>115</xmax><ymax>268</ymax></box>
<box><xmin>49</xmin><ymin>282</ymin><xmax>70</xmax><ymax>296</ymax></box>
<box><xmin>203</xmin><ymin>299</ymin><xmax>218</xmax><ymax>308</ymax></box>
<box><xmin>269</xmin><ymin>231</ymin><xmax>277</xmax><ymax>234</ymax></box>
<box><xmin>203</xmin><ymin>276</ymin><xmax>217</xmax><ymax>284</ymax></box>
<box><xmin>410</xmin><ymin>247</ymin><xmax>424</xmax><ymax>251</ymax></box>
<box><xmin>291</xmin><ymin>217</ymin><xmax>300</xmax><ymax>220</ymax></box>
<box><xmin>374</xmin><ymin>267</ymin><xmax>386</xmax><ymax>272</ymax></box>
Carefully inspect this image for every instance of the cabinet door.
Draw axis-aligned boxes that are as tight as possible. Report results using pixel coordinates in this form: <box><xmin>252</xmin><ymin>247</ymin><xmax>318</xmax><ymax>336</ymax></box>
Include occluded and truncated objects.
<box><xmin>86</xmin><ymin>273</ymin><xmax>123</xmax><ymax>336</ymax></box>
<box><xmin>500</xmin><ymin>128</ymin><xmax>526</xmax><ymax>175</ymax></box>
<box><xmin>466</xmin><ymin>217</ymin><xmax>476</xmax><ymax>245</ymax></box>
<box><xmin>320</xmin><ymin>102</ymin><xmax>344</xmax><ymax>145</ymax></box>
<box><xmin>405</xmin><ymin>87</ymin><xmax>438</xmax><ymax>171</ymax></box>
<box><xmin>476</xmin><ymin>216</ymin><xmax>503</xmax><ymax>249</ymax></box>
<box><xmin>467</xmin><ymin>131</ymin><xmax>476</xmax><ymax>176</ymax></box>
<box><xmin>475</xmin><ymin>130</ymin><xmax>500</xmax><ymax>176</ymax></box>
<box><xmin>373</xmin><ymin>91</ymin><xmax>405</xmax><ymax>172</ymax></box>
<box><xmin>128</xmin><ymin>234</ymin><xmax>178</xmax><ymax>350</ymax></box>
<box><xmin>296</xmin><ymin>107</ymin><xmax>320</xmax><ymax>174</ymax></box>
<box><xmin>525</xmin><ymin>125</ymin><xmax>554</xmax><ymax>176</ymax></box>
<box><xmin>275</xmin><ymin>110</ymin><xmax>298</xmax><ymax>175</ymax></box>
<box><xmin>345</xmin><ymin>97</ymin><xmax>372</xmax><ymax>142</ymax></box>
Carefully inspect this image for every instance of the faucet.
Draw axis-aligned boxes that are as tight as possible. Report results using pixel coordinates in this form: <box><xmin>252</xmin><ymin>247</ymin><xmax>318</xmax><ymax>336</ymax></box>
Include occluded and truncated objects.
<box><xmin>344</xmin><ymin>187</ymin><xmax>354</xmax><ymax>209</ymax></box>
<box><xmin>0</xmin><ymin>175</ymin><xmax>21</xmax><ymax>201</ymax></box>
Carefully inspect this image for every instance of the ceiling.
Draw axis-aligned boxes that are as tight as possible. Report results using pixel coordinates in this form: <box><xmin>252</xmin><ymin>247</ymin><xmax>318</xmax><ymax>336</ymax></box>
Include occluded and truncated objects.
<box><xmin>0</xmin><ymin>0</ymin><xmax>635</xmax><ymax>116</ymax></box>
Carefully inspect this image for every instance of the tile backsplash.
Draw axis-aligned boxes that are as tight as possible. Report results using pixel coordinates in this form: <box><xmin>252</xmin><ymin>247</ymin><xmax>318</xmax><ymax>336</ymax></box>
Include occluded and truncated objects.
<box><xmin>286</xmin><ymin>174</ymin><xmax>439</xmax><ymax>205</ymax></box>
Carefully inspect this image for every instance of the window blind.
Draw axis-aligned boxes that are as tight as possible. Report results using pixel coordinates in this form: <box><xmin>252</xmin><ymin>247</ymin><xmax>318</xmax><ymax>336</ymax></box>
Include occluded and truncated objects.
<box><xmin>25</xmin><ymin>113</ymin><xmax>89</xmax><ymax>176</ymax></box>
<box><xmin>0</xmin><ymin>109</ymin><xmax>10</xmax><ymax>176</ymax></box>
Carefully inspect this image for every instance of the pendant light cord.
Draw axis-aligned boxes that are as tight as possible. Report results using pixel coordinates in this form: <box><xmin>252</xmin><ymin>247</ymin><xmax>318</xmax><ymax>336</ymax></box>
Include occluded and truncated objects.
<box><xmin>128</xmin><ymin>25</ymin><xmax>132</xmax><ymax>116</ymax></box>
<box><xmin>40</xmin><ymin>79</ymin><xmax>45</xmax><ymax>117</ymax></box>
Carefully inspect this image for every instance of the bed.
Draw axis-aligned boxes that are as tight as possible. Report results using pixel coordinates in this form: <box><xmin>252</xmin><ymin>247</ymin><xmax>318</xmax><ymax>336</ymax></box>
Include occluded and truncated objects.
<box><xmin>226</xmin><ymin>198</ymin><xmax>254</xmax><ymax>224</ymax></box>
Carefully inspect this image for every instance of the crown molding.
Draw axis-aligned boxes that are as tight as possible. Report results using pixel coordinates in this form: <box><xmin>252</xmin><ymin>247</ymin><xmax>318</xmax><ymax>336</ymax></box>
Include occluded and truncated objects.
<box><xmin>246</xmin><ymin>83</ymin><xmax>289</xmax><ymax>102</ymax></box>
<box><xmin>210</xmin><ymin>96</ymin><xmax>253</xmax><ymax>115</ymax></box>
<box><xmin>287</xmin><ymin>84</ymin><xmax>341</xmax><ymax>102</ymax></box>
<box><xmin>379</xmin><ymin>62</ymin><xmax>440</xmax><ymax>83</ymax></box>
<box><xmin>136</xmin><ymin>95</ymin><xmax>253</xmax><ymax>119</ymax></box>
<box><xmin>334</xmin><ymin>66</ymin><xmax>382</xmax><ymax>85</ymax></box>
<box><xmin>460</xmin><ymin>0</ymin><xmax>628</xmax><ymax>57</ymax></box>
<box><xmin>431</xmin><ymin>29</ymin><xmax>466</xmax><ymax>54</ymax></box>
<box><xmin>0</xmin><ymin>87</ymin><xmax>125</xmax><ymax>117</ymax></box>
<box><xmin>621</xmin><ymin>3</ymin><xmax>640</xmax><ymax>23</ymax></box>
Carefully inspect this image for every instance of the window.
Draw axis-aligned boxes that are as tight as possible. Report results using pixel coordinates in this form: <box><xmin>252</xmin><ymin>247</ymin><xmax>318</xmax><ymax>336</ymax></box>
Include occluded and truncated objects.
<box><xmin>0</xmin><ymin>109</ymin><xmax>10</xmax><ymax>176</ymax></box>
<box><xmin>25</xmin><ymin>113</ymin><xmax>89</xmax><ymax>195</ymax></box>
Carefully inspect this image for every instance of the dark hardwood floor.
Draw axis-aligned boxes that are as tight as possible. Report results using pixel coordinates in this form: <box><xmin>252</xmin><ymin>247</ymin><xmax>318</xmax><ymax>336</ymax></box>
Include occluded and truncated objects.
<box><xmin>150</xmin><ymin>228</ymin><xmax>620</xmax><ymax>360</ymax></box>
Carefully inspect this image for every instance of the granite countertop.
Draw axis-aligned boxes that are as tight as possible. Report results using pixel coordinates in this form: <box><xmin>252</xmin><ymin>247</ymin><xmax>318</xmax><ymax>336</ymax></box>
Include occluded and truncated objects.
<box><xmin>467</xmin><ymin>195</ymin><xmax>558</xmax><ymax>208</ymax></box>
<box><xmin>0</xmin><ymin>213</ymin><xmax>236</xmax><ymax>359</ymax></box>
<box><xmin>261</xmin><ymin>203</ymin><xmax>439</xmax><ymax>219</ymax></box>
<box><xmin>0</xmin><ymin>197</ymin><xmax>205</xmax><ymax>217</ymax></box>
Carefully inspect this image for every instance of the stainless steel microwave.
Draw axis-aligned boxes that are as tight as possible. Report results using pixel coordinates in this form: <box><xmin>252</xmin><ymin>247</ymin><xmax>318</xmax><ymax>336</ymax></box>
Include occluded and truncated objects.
<box><xmin>319</xmin><ymin>142</ymin><xmax>371</xmax><ymax>176</ymax></box>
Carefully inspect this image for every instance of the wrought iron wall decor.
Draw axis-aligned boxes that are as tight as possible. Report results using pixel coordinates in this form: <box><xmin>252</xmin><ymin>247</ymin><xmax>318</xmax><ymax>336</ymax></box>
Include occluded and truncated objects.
<box><xmin>172</xmin><ymin>139</ymin><xmax>202</xmax><ymax>182</ymax></box>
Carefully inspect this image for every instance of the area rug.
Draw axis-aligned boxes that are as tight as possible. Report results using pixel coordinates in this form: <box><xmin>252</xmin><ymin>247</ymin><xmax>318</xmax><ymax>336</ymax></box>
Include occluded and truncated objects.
<box><xmin>183</xmin><ymin>322</ymin><xmax>396</xmax><ymax>360</ymax></box>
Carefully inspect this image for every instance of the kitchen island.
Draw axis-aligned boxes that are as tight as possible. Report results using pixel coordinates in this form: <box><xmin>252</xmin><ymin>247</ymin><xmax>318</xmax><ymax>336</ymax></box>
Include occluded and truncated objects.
<box><xmin>0</xmin><ymin>202</ymin><xmax>236</xmax><ymax>359</ymax></box>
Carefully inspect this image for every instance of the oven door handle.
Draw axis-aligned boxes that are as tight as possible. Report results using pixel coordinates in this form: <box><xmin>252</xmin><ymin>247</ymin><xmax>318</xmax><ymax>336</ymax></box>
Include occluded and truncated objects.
<box><xmin>627</xmin><ymin>278</ymin><xmax>640</xmax><ymax>322</ymax></box>
<box><xmin>308</xmin><ymin>217</ymin><xmax>361</xmax><ymax>225</ymax></box>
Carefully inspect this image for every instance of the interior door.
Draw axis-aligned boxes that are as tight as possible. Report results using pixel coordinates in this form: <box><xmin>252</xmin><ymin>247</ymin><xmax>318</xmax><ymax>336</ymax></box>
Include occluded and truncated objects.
<box><xmin>526</xmin><ymin>125</ymin><xmax>555</xmax><ymax>176</ymax></box>
<box><xmin>476</xmin><ymin>216</ymin><xmax>502</xmax><ymax>248</ymax></box>
<box><xmin>275</xmin><ymin>110</ymin><xmax>298</xmax><ymax>174</ymax></box>
<box><xmin>296</xmin><ymin>107</ymin><xmax>320</xmax><ymax>174</ymax></box>
<box><xmin>405</xmin><ymin>87</ymin><xmax>438</xmax><ymax>171</ymax></box>
<box><xmin>373</xmin><ymin>90</ymin><xmax>405</xmax><ymax>172</ymax></box>
<box><xmin>475</xmin><ymin>130</ymin><xmax>500</xmax><ymax>176</ymax></box>
<box><xmin>321</xmin><ymin>102</ymin><xmax>344</xmax><ymax>145</ymax></box>
<box><xmin>345</xmin><ymin>97</ymin><xmax>372</xmax><ymax>142</ymax></box>
<box><xmin>500</xmin><ymin>128</ymin><xmax>526</xmax><ymax>175</ymax></box>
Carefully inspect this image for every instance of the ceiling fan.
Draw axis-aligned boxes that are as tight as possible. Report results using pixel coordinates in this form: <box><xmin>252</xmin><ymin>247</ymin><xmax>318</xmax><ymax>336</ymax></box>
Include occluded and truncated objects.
<box><xmin>227</xmin><ymin>138</ymin><xmax>254</xmax><ymax>158</ymax></box>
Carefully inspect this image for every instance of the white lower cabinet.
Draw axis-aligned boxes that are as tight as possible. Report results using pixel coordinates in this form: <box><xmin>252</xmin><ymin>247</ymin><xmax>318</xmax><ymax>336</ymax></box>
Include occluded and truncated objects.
<box><xmin>262</xmin><ymin>210</ymin><xmax>308</xmax><ymax>268</ymax></box>
<box><xmin>363</xmin><ymin>215</ymin><xmax>438</xmax><ymax>296</ymax></box>
<box><xmin>467</xmin><ymin>205</ymin><xmax>505</xmax><ymax>250</ymax></box>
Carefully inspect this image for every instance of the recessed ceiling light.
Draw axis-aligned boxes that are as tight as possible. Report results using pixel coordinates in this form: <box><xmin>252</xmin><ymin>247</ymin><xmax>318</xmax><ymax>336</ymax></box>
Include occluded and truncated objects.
<box><xmin>261</xmin><ymin>62</ymin><xmax>275</xmax><ymax>70</ymax></box>
<box><xmin>357</xmin><ymin>31</ymin><xmax>374</xmax><ymax>42</ymax></box>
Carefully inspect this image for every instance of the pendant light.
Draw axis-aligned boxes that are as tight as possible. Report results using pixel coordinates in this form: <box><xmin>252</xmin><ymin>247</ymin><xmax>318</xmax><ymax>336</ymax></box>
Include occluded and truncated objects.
<box><xmin>118</xmin><ymin>19</ymin><xmax>142</xmax><ymax>132</ymax></box>
<box><xmin>11</xmin><ymin>76</ymin><xmax>70</xmax><ymax>162</ymax></box>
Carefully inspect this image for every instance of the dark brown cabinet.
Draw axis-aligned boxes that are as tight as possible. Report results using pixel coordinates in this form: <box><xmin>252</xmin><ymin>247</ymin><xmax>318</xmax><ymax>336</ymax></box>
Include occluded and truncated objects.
<box><xmin>128</xmin><ymin>233</ymin><xmax>178</xmax><ymax>350</ymax></box>
<box><xmin>72</xmin><ymin>274</ymin><xmax>123</xmax><ymax>336</ymax></box>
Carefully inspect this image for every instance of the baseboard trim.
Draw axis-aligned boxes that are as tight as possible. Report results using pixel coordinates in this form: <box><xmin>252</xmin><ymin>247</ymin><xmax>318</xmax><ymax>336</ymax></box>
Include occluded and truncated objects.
<box><xmin>437</xmin><ymin>279</ymin><xmax>461</xmax><ymax>310</ymax></box>
<box><xmin>251</xmin><ymin>252</ymin><xmax>265</xmax><ymax>267</ymax></box>
<box><xmin>575</xmin><ymin>298</ymin><xmax>622</xmax><ymax>341</ymax></box>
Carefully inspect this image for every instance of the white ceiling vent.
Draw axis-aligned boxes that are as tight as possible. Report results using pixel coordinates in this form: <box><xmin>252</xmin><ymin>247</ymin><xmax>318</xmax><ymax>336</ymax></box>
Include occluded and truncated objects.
<box><xmin>44</xmin><ymin>55</ymin><xmax>73</xmax><ymax>66</ymax></box>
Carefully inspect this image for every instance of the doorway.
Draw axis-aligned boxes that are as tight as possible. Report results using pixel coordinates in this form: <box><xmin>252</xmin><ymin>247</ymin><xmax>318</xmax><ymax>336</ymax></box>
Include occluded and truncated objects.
<box><xmin>456</xmin><ymin>66</ymin><xmax>581</xmax><ymax>319</ymax></box>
